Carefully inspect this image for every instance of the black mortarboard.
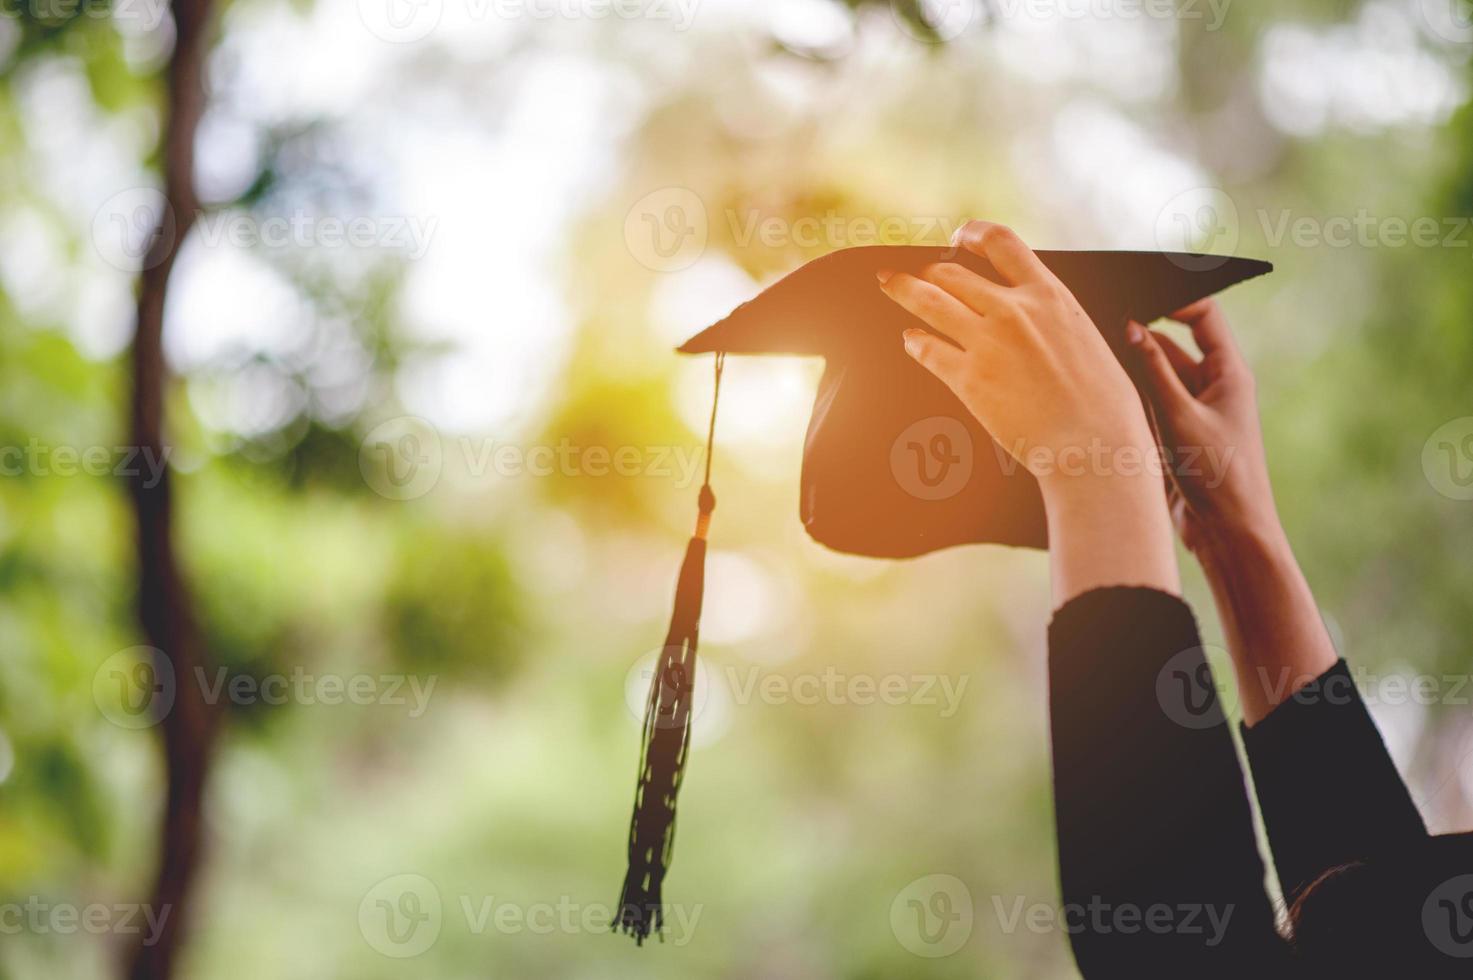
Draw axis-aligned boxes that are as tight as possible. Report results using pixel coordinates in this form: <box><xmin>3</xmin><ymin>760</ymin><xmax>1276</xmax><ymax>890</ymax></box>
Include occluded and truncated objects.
<box><xmin>617</xmin><ymin>244</ymin><xmax>1272</xmax><ymax>944</ymax></box>
<box><xmin>678</xmin><ymin>245</ymin><xmax>1273</xmax><ymax>555</ymax></box>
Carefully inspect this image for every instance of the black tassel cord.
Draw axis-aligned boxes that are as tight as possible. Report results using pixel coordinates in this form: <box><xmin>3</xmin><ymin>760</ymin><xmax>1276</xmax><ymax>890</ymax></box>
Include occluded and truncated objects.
<box><xmin>616</xmin><ymin>352</ymin><xmax>725</xmax><ymax>945</ymax></box>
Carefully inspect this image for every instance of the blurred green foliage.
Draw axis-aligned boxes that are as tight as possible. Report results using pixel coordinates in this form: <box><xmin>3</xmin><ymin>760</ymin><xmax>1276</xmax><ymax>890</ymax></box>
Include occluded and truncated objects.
<box><xmin>1</xmin><ymin>0</ymin><xmax>1472</xmax><ymax>977</ymax></box>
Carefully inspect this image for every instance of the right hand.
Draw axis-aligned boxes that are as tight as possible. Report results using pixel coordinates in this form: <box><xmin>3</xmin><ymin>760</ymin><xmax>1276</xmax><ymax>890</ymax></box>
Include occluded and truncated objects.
<box><xmin>883</xmin><ymin>221</ymin><xmax>1179</xmax><ymax>604</ymax></box>
<box><xmin>885</xmin><ymin>221</ymin><xmax>1159</xmax><ymax>482</ymax></box>
<box><xmin>1125</xmin><ymin>299</ymin><xmax>1282</xmax><ymax>555</ymax></box>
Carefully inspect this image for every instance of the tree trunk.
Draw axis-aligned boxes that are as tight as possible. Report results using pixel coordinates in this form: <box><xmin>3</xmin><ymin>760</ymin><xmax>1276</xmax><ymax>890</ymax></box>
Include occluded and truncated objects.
<box><xmin>125</xmin><ymin>0</ymin><xmax>218</xmax><ymax>976</ymax></box>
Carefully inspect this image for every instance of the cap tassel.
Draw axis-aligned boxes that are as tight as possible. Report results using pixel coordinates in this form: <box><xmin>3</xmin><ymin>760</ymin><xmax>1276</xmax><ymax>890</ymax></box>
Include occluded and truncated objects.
<box><xmin>617</xmin><ymin>353</ymin><xmax>724</xmax><ymax>945</ymax></box>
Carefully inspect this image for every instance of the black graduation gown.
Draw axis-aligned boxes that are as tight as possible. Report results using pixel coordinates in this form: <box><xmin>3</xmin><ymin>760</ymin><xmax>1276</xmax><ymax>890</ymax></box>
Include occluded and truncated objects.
<box><xmin>1046</xmin><ymin>586</ymin><xmax>1425</xmax><ymax>978</ymax></box>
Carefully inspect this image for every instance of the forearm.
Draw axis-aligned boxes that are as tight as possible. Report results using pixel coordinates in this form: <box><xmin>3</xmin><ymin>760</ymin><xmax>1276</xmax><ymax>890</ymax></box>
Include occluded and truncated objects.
<box><xmin>1224</xmin><ymin>519</ymin><xmax>1428</xmax><ymax>899</ymax></box>
<box><xmin>1043</xmin><ymin>466</ymin><xmax>1180</xmax><ymax>608</ymax></box>
<box><xmin>1194</xmin><ymin>518</ymin><xmax>1337</xmax><ymax>726</ymax></box>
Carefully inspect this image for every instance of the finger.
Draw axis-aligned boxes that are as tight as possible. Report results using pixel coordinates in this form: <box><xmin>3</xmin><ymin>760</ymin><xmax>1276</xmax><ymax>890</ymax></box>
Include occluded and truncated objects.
<box><xmin>915</xmin><ymin>261</ymin><xmax>1011</xmax><ymax>318</ymax></box>
<box><xmin>902</xmin><ymin>328</ymin><xmax>969</xmax><ymax>387</ymax></box>
<box><xmin>1168</xmin><ymin>298</ymin><xmax>1240</xmax><ymax>362</ymax></box>
<box><xmin>878</xmin><ymin>269</ymin><xmax>985</xmax><ymax>349</ymax></box>
<box><xmin>1126</xmin><ymin>320</ymin><xmax>1194</xmax><ymax>415</ymax></box>
<box><xmin>1151</xmin><ymin>330</ymin><xmax>1205</xmax><ymax>394</ymax></box>
<box><xmin>951</xmin><ymin>220</ymin><xmax>1051</xmax><ymax>288</ymax></box>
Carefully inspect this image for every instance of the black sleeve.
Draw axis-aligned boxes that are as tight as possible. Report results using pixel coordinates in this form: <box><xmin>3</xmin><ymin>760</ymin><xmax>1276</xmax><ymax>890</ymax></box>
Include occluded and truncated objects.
<box><xmin>1240</xmin><ymin>659</ymin><xmax>1428</xmax><ymax>906</ymax></box>
<box><xmin>1048</xmin><ymin>586</ymin><xmax>1288</xmax><ymax>978</ymax></box>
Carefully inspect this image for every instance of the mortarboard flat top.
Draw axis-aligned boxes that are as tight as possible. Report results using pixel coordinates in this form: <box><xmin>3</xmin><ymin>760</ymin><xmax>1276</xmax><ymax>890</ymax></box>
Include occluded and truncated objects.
<box><xmin>678</xmin><ymin>245</ymin><xmax>1272</xmax><ymax>557</ymax></box>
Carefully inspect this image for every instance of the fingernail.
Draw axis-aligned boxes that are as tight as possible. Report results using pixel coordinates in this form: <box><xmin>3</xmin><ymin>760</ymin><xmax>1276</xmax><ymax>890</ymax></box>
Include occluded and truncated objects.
<box><xmin>902</xmin><ymin>328</ymin><xmax>922</xmax><ymax>353</ymax></box>
<box><xmin>1126</xmin><ymin>321</ymin><xmax>1145</xmax><ymax>345</ymax></box>
<box><xmin>876</xmin><ymin>268</ymin><xmax>894</xmax><ymax>285</ymax></box>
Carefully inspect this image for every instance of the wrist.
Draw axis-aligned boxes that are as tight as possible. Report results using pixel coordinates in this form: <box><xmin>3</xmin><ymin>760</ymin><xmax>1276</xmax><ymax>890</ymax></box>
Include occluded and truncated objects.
<box><xmin>1040</xmin><ymin>466</ymin><xmax>1167</xmax><ymax>516</ymax></box>
<box><xmin>1191</xmin><ymin>512</ymin><xmax>1338</xmax><ymax>726</ymax></box>
<box><xmin>1041</xmin><ymin>462</ymin><xmax>1180</xmax><ymax>605</ymax></box>
<box><xmin>1037</xmin><ymin>432</ymin><xmax>1175</xmax><ymax>543</ymax></box>
<box><xmin>1193</xmin><ymin>510</ymin><xmax>1293</xmax><ymax>579</ymax></box>
<box><xmin>1032</xmin><ymin>419</ymin><xmax>1161</xmax><ymax>499</ymax></box>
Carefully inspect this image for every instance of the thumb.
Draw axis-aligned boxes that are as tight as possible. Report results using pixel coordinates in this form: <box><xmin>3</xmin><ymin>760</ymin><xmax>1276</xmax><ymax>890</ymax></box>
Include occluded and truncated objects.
<box><xmin>1126</xmin><ymin>320</ymin><xmax>1193</xmax><ymax>416</ymax></box>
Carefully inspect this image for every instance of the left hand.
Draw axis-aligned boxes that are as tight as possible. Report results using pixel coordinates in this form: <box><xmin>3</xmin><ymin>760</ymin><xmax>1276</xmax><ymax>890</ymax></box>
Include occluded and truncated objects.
<box><xmin>1124</xmin><ymin>300</ymin><xmax>1280</xmax><ymax>557</ymax></box>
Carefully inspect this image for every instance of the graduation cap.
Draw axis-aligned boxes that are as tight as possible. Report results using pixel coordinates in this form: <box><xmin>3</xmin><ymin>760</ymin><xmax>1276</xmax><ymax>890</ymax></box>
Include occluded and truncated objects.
<box><xmin>616</xmin><ymin>243</ymin><xmax>1272</xmax><ymax>943</ymax></box>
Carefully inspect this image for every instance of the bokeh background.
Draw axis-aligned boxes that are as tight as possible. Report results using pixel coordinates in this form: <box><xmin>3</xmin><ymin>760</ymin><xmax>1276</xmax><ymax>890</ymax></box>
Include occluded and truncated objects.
<box><xmin>3</xmin><ymin>0</ymin><xmax>1473</xmax><ymax>976</ymax></box>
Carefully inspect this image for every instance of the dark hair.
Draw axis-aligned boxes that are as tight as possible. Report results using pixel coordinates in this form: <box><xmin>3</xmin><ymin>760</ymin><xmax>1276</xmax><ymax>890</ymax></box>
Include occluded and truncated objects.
<box><xmin>1290</xmin><ymin>841</ymin><xmax>1473</xmax><ymax>978</ymax></box>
